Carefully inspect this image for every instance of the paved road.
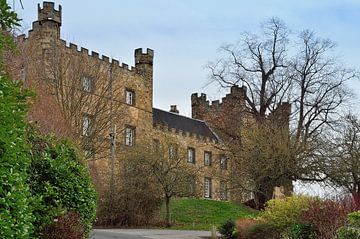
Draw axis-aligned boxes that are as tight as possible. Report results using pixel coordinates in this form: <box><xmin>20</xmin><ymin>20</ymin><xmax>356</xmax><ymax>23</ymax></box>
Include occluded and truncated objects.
<box><xmin>90</xmin><ymin>229</ymin><xmax>213</xmax><ymax>239</ymax></box>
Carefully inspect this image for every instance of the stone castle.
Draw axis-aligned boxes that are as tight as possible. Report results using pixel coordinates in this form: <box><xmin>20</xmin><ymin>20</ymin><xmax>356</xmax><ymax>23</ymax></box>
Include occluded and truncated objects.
<box><xmin>16</xmin><ymin>2</ymin><xmax>290</xmax><ymax>201</ymax></box>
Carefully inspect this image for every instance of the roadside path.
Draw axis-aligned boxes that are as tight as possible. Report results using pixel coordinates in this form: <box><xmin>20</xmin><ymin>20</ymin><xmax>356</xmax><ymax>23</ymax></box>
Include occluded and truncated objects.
<box><xmin>90</xmin><ymin>229</ymin><xmax>212</xmax><ymax>239</ymax></box>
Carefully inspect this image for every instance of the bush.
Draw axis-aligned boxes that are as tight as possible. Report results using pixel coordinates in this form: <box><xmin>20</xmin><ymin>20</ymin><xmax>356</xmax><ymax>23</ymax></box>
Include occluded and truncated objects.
<box><xmin>246</xmin><ymin>223</ymin><xmax>282</xmax><ymax>239</ymax></box>
<box><xmin>96</xmin><ymin>157</ymin><xmax>161</xmax><ymax>227</ymax></box>
<box><xmin>0</xmin><ymin>75</ymin><xmax>34</xmax><ymax>238</ymax></box>
<box><xmin>41</xmin><ymin>211</ymin><xmax>84</xmax><ymax>239</ymax></box>
<box><xmin>218</xmin><ymin>219</ymin><xmax>237</xmax><ymax>239</ymax></box>
<box><xmin>337</xmin><ymin>211</ymin><xmax>360</xmax><ymax>239</ymax></box>
<box><xmin>300</xmin><ymin>198</ymin><xmax>349</xmax><ymax>239</ymax></box>
<box><xmin>261</xmin><ymin>195</ymin><xmax>313</xmax><ymax>229</ymax></box>
<box><xmin>236</xmin><ymin>218</ymin><xmax>258</xmax><ymax>239</ymax></box>
<box><xmin>28</xmin><ymin>131</ymin><xmax>97</xmax><ymax>237</ymax></box>
<box><xmin>286</xmin><ymin>223</ymin><xmax>315</xmax><ymax>239</ymax></box>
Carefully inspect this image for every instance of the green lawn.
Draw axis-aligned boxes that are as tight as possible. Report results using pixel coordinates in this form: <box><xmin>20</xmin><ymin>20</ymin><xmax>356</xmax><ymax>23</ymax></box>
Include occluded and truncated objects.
<box><xmin>161</xmin><ymin>198</ymin><xmax>258</xmax><ymax>230</ymax></box>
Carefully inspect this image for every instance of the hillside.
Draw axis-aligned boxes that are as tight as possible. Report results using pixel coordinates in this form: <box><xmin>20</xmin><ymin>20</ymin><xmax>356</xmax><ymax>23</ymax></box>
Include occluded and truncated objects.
<box><xmin>162</xmin><ymin>198</ymin><xmax>258</xmax><ymax>230</ymax></box>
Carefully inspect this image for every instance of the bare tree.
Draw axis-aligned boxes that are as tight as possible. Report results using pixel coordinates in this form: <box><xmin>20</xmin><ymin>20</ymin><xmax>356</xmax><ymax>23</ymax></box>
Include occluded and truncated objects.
<box><xmin>207</xmin><ymin>18</ymin><xmax>358</xmax><ymax>208</ymax></box>
<box><xmin>208</xmin><ymin>18</ymin><xmax>290</xmax><ymax>120</ymax></box>
<box><xmin>12</xmin><ymin>37</ymin><xmax>130</xmax><ymax>163</ymax></box>
<box><xmin>126</xmin><ymin>139</ymin><xmax>202</xmax><ymax>227</ymax></box>
<box><xmin>323</xmin><ymin>114</ymin><xmax>360</xmax><ymax>208</ymax></box>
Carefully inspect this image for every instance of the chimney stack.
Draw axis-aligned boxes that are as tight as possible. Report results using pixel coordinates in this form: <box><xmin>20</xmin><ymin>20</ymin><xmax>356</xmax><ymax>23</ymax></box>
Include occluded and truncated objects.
<box><xmin>170</xmin><ymin>105</ymin><xmax>179</xmax><ymax>114</ymax></box>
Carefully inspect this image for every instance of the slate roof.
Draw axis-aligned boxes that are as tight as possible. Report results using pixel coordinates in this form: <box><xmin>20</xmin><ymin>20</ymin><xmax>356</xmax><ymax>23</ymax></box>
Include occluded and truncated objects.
<box><xmin>153</xmin><ymin>108</ymin><xmax>219</xmax><ymax>142</ymax></box>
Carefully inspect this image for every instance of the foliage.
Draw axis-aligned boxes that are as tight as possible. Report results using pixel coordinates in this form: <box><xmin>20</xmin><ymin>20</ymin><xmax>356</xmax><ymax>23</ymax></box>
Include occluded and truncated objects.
<box><xmin>163</xmin><ymin>198</ymin><xmax>258</xmax><ymax>230</ymax></box>
<box><xmin>0</xmin><ymin>0</ymin><xmax>20</xmax><ymax>30</ymax></box>
<box><xmin>286</xmin><ymin>223</ymin><xmax>315</xmax><ymax>239</ymax></box>
<box><xmin>299</xmin><ymin>198</ymin><xmax>350</xmax><ymax>239</ymax></box>
<box><xmin>261</xmin><ymin>195</ymin><xmax>313</xmax><ymax>229</ymax></box>
<box><xmin>246</xmin><ymin>223</ymin><xmax>282</xmax><ymax>239</ymax></box>
<box><xmin>0</xmin><ymin>67</ymin><xmax>34</xmax><ymax>238</ymax></box>
<box><xmin>337</xmin><ymin>211</ymin><xmax>360</xmax><ymax>239</ymax></box>
<box><xmin>41</xmin><ymin>211</ymin><xmax>84</xmax><ymax>239</ymax></box>
<box><xmin>27</xmin><ymin>130</ymin><xmax>97</xmax><ymax>237</ymax></box>
<box><xmin>218</xmin><ymin>219</ymin><xmax>237</xmax><ymax>239</ymax></box>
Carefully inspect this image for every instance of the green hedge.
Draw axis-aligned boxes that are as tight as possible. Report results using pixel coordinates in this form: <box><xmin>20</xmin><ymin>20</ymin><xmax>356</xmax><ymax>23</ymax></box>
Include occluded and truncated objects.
<box><xmin>28</xmin><ymin>131</ymin><xmax>97</xmax><ymax>237</ymax></box>
<box><xmin>0</xmin><ymin>75</ymin><xmax>34</xmax><ymax>238</ymax></box>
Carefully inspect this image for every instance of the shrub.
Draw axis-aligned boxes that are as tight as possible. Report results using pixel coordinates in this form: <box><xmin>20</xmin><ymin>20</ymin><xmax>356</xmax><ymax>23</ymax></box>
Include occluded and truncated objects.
<box><xmin>337</xmin><ymin>211</ymin><xmax>360</xmax><ymax>239</ymax></box>
<box><xmin>261</xmin><ymin>195</ymin><xmax>313</xmax><ymax>229</ymax></box>
<box><xmin>246</xmin><ymin>223</ymin><xmax>282</xmax><ymax>239</ymax></box>
<box><xmin>300</xmin><ymin>198</ymin><xmax>349</xmax><ymax>239</ymax></box>
<box><xmin>286</xmin><ymin>223</ymin><xmax>315</xmax><ymax>239</ymax></box>
<box><xmin>218</xmin><ymin>219</ymin><xmax>237</xmax><ymax>239</ymax></box>
<box><xmin>0</xmin><ymin>75</ymin><xmax>34</xmax><ymax>238</ymax></box>
<box><xmin>96</xmin><ymin>156</ymin><xmax>161</xmax><ymax>227</ymax></box>
<box><xmin>236</xmin><ymin>218</ymin><xmax>258</xmax><ymax>239</ymax></box>
<box><xmin>28</xmin><ymin>131</ymin><xmax>97</xmax><ymax>237</ymax></box>
<box><xmin>41</xmin><ymin>211</ymin><xmax>84</xmax><ymax>239</ymax></box>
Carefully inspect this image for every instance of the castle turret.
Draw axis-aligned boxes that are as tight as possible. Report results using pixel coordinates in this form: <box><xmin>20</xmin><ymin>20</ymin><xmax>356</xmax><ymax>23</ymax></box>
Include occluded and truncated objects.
<box><xmin>31</xmin><ymin>2</ymin><xmax>62</xmax><ymax>38</ymax></box>
<box><xmin>134</xmin><ymin>48</ymin><xmax>154</xmax><ymax>112</ymax></box>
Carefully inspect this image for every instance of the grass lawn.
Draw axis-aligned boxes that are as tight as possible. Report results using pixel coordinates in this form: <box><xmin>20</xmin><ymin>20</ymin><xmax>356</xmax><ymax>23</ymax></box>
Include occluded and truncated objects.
<box><xmin>160</xmin><ymin>198</ymin><xmax>258</xmax><ymax>230</ymax></box>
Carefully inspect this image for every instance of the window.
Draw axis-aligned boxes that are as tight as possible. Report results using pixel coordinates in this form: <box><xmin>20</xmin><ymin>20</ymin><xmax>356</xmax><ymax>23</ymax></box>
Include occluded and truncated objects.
<box><xmin>187</xmin><ymin>147</ymin><xmax>195</xmax><ymax>164</ymax></box>
<box><xmin>81</xmin><ymin>76</ymin><xmax>93</xmax><ymax>92</ymax></box>
<box><xmin>125</xmin><ymin>89</ymin><xmax>135</xmax><ymax>105</ymax></box>
<box><xmin>220</xmin><ymin>155</ymin><xmax>227</xmax><ymax>169</ymax></box>
<box><xmin>82</xmin><ymin>114</ymin><xmax>92</xmax><ymax>136</ymax></box>
<box><xmin>204</xmin><ymin>151</ymin><xmax>212</xmax><ymax>166</ymax></box>
<box><xmin>125</xmin><ymin>126</ymin><xmax>135</xmax><ymax>146</ymax></box>
<box><xmin>153</xmin><ymin>139</ymin><xmax>160</xmax><ymax>152</ymax></box>
<box><xmin>220</xmin><ymin>181</ymin><xmax>227</xmax><ymax>200</ymax></box>
<box><xmin>188</xmin><ymin>176</ymin><xmax>196</xmax><ymax>197</ymax></box>
<box><xmin>169</xmin><ymin>144</ymin><xmax>178</xmax><ymax>159</ymax></box>
<box><xmin>204</xmin><ymin>177</ymin><xmax>212</xmax><ymax>198</ymax></box>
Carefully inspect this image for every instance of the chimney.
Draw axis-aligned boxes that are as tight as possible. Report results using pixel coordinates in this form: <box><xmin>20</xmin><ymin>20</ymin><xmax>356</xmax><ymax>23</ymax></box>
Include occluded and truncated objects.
<box><xmin>170</xmin><ymin>105</ymin><xmax>179</xmax><ymax>114</ymax></box>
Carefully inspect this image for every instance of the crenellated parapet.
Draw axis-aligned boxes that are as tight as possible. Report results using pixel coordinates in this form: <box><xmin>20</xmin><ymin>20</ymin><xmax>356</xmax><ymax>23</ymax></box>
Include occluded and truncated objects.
<box><xmin>25</xmin><ymin>2</ymin><xmax>153</xmax><ymax>77</ymax></box>
<box><xmin>154</xmin><ymin>123</ymin><xmax>217</xmax><ymax>144</ymax></box>
<box><xmin>191</xmin><ymin>85</ymin><xmax>247</xmax><ymax>120</ymax></box>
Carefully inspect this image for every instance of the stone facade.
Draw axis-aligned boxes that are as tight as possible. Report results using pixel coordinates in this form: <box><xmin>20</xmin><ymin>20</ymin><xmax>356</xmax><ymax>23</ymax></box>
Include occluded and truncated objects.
<box><xmin>18</xmin><ymin>2</ymin><xmax>238</xmax><ymax>200</ymax></box>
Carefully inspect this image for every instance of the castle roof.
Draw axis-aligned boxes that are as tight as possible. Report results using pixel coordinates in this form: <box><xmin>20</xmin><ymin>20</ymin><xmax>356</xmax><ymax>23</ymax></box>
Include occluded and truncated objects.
<box><xmin>153</xmin><ymin>108</ymin><xmax>219</xmax><ymax>142</ymax></box>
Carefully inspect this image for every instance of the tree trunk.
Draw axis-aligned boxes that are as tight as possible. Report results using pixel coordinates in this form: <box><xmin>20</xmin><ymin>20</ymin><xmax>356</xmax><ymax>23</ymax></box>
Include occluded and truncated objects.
<box><xmin>165</xmin><ymin>195</ymin><xmax>171</xmax><ymax>227</ymax></box>
<box><xmin>351</xmin><ymin>189</ymin><xmax>360</xmax><ymax>210</ymax></box>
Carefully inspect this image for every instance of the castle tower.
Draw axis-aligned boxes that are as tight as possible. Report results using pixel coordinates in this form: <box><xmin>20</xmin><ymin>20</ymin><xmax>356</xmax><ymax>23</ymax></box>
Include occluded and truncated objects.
<box><xmin>31</xmin><ymin>2</ymin><xmax>62</xmax><ymax>38</ymax></box>
<box><xmin>191</xmin><ymin>85</ymin><xmax>248</xmax><ymax>140</ymax></box>
<box><xmin>135</xmin><ymin>48</ymin><xmax>154</xmax><ymax>112</ymax></box>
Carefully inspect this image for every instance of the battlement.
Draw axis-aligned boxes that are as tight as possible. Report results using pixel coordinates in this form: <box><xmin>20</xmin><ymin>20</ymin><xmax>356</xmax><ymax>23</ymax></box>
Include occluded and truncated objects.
<box><xmin>154</xmin><ymin>123</ymin><xmax>217</xmax><ymax>144</ymax></box>
<box><xmin>54</xmin><ymin>40</ymin><xmax>146</xmax><ymax>73</ymax></box>
<box><xmin>38</xmin><ymin>2</ymin><xmax>61</xmax><ymax>26</ymax></box>
<box><xmin>191</xmin><ymin>85</ymin><xmax>247</xmax><ymax>108</ymax></box>
<box><xmin>135</xmin><ymin>48</ymin><xmax>154</xmax><ymax>66</ymax></box>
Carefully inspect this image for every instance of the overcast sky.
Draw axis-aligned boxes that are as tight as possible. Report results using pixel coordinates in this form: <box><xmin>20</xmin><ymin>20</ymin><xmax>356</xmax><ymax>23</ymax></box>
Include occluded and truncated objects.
<box><xmin>13</xmin><ymin>0</ymin><xmax>360</xmax><ymax>117</ymax></box>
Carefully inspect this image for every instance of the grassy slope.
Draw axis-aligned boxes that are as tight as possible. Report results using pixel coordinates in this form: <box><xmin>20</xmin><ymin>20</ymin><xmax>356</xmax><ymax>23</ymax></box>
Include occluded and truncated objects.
<box><xmin>162</xmin><ymin>198</ymin><xmax>258</xmax><ymax>230</ymax></box>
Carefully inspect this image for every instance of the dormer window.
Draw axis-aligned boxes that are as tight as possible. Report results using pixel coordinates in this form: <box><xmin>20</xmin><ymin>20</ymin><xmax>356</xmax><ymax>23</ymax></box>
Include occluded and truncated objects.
<box><xmin>81</xmin><ymin>76</ymin><xmax>93</xmax><ymax>93</ymax></box>
<box><xmin>125</xmin><ymin>89</ymin><xmax>135</xmax><ymax>105</ymax></box>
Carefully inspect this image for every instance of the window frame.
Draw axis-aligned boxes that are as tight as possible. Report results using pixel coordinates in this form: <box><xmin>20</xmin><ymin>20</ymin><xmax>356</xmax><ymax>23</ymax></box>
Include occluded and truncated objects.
<box><xmin>124</xmin><ymin>125</ymin><xmax>136</xmax><ymax>146</ymax></box>
<box><xmin>169</xmin><ymin>144</ymin><xmax>178</xmax><ymax>159</ymax></box>
<box><xmin>81</xmin><ymin>76</ymin><xmax>93</xmax><ymax>93</ymax></box>
<box><xmin>220</xmin><ymin>181</ymin><xmax>227</xmax><ymax>200</ymax></box>
<box><xmin>187</xmin><ymin>147</ymin><xmax>195</xmax><ymax>164</ymax></box>
<box><xmin>82</xmin><ymin>114</ymin><xmax>93</xmax><ymax>136</ymax></box>
<box><xmin>220</xmin><ymin>154</ymin><xmax>227</xmax><ymax>170</ymax></box>
<box><xmin>204</xmin><ymin>151</ymin><xmax>212</xmax><ymax>166</ymax></box>
<box><xmin>204</xmin><ymin>177</ymin><xmax>212</xmax><ymax>198</ymax></box>
<box><xmin>125</xmin><ymin>88</ymin><xmax>135</xmax><ymax>106</ymax></box>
